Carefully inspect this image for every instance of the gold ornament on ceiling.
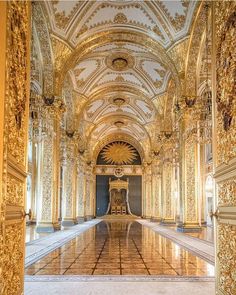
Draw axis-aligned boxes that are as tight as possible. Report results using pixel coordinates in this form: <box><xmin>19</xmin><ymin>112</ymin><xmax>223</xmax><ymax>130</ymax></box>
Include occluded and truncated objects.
<box><xmin>101</xmin><ymin>142</ymin><xmax>138</xmax><ymax>165</ymax></box>
<box><xmin>114</xmin><ymin>13</ymin><xmax>128</xmax><ymax>24</ymax></box>
<box><xmin>113</xmin><ymin>97</ymin><xmax>126</xmax><ymax>107</ymax></box>
<box><xmin>106</xmin><ymin>52</ymin><xmax>134</xmax><ymax>71</ymax></box>
<box><xmin>114</xmin><ymin>120</ymin><xmax>124</xmax><ymax>128</ymax></box>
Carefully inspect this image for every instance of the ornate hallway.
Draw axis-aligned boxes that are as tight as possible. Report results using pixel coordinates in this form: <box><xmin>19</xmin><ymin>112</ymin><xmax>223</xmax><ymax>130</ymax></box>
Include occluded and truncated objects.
<box><xmin>0</xmin><ymin>1</ymin><xmax>235</xmax><ymax>295</ymax></box>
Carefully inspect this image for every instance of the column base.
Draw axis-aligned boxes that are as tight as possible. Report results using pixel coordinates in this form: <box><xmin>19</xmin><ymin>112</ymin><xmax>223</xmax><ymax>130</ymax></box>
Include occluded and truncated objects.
<box><xmin>177</xmin><ymin>223</ymin><xmax>202</xmax><ymax>232</ymax></box>
<box><xmin>76</xmin><ymin>216</ymin><xmax>85</xmax><ymax>224</ymax></box>
<box><xmin>150</xmin><ymin>217</ymin><xmax>161</xmax><ymax>222</ymax></box>
<box><xmin>160</xmin><ymin>219</ymin><xmax>176</xmax><ymax>226</ymax></box>
<box><xmin>144</xmin><ymin>215</ymin><xmax>151</xmax><ymax>220</ymax></box>
<box><xmin>61</xmin><ymin>219</ymin><xmax>76</xmax><ymax>227</ymax></box>
<box><xmin>53</xmin><ymin>222</ymin><xmax>61</xmax><ymax>230</ymax></box>
<box><xmin>85</xmin><ymin>215</ymin><xmax>94</xmax><ymax>221</ymax></box>
<box><xmin>36</xmin><ymin>222</ymin><xmax>57</xmax><ymax>233</ymax></box>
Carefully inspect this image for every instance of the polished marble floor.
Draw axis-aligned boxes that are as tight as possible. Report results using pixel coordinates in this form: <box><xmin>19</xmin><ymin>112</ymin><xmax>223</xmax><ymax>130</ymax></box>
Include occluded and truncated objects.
<box><xmin>25</xmin><ymin>221</ymin><xmax>214</xmax><ymax>276</ymax></box>
<box><xmin>185</xmin><ymin>226</ymin><xmax>214</xmax><ymax>243</ymax></box>
<box><xmin>25</xmin><ymin>224</ymin><xmax>50</xmax><ymax>243</ymax></box>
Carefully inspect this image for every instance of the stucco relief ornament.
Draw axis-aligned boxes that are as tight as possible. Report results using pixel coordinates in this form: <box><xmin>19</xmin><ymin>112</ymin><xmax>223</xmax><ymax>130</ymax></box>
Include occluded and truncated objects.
<box><xmin>8</xmin><ymin>1</ymin><xmax>28</xmax><ymax>130</ymax></box>
<box><xmin>216</xmin><ymin>11</ymin><xmax>236</xmax><ymax>131</ymax></box>
<box><xmin>113</xmin><ymin>13</ymin><xmax>128</xmax><ymax>24</ymax></box>
<box><xmin>106</xmin><ymin>52</ymin><xmax>134</xmax><ymax>72</ymax></box>
<box><xmin>114</xmin><ymin>166</ymin><xmax>124</xmax><ymax>178</ymax></box>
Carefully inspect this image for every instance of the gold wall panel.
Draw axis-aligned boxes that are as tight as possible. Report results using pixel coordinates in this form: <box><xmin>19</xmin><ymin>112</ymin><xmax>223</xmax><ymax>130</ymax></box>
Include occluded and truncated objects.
<box><xmin>217</xmin><ymin>223</ymin><xmax>236</xmax><ymax>294</ymax></box>
<box><xmin>215</xmin><ymin>1</ymin><xmax>236</xmax><ymax>166</ymax></box>
<box><xmin>213</xmin><ymin>2</ymin><xmax>236</xmax><ymax>295</ymax></box>
<box><xmin>0</xmin><ymin>1</ymin><xmax>31</xmax><ymax>295</ymax></box>
<box><xmin>218</xmin><ymin>179</ymin><xmax>236</xmax><ymax>207</ymax></box>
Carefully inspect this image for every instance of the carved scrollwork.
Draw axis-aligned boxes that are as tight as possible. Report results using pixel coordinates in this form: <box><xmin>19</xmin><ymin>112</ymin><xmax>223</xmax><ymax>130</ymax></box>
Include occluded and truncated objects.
<box><xmin>5</xmin><ymin>0</ymin><xmax>29</xmax><ymax>164</ymax></box>
<box><xmin>1</xmin><ymin>224</ymin><xmax>24</xmax><ymax>295</ymax></box>
<box><xmin>218</xmin><ymin>224</ymin><xmax>236</xmax><ymax>294</ymax></box>
<box><xmin>7</xmin><ymin>1</ymin><xmax>28</xmax><ymax>130</ymax></box>
<box><xmin>185</xmin><ymin>136</ymin><xmax>197</xmax><ymax>222</ymax></box>
<box><xmin>215</xmin><ymin>2</ymin><xmax>236</xmax><ymax>165</ymax></box>
<box><xmin>216</xmin><ymin>11</ymin><xmax>236</xmax><ymax>132</ymax></box>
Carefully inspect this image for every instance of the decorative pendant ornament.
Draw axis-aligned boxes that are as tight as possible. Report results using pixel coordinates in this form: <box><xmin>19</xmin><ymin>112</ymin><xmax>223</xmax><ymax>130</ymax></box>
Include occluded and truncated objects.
<box><xmin>114</xmin><ymin>166</ymin><xmax>124</xmax><ymax>178</ymax></box>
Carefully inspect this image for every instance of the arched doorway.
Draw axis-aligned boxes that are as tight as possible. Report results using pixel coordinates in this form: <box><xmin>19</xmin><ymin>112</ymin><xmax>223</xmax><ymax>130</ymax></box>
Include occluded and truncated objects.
<box><xmin>95</xmin><ymin>141</ymin><xmax>142</xmax><ymax>217</ymax></box>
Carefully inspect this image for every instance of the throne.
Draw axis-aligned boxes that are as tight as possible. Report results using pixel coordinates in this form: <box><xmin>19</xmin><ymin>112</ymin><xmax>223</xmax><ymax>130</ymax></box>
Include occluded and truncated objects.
<box><xmin>106</xmin><ymin>178</ymin><xmax>132</xmax><ymax>215</ymax></box>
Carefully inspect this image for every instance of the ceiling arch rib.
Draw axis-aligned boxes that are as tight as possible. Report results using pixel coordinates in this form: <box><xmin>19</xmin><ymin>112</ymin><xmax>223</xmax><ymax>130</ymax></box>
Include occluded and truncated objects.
<box><xmin>87</xmin><ymin>114</ymin><xmax>151</xmax><ymax>143</ymax></box>
<box><xmin>77</xmin><ymin>85</ymin><xmax>158</xmax><ymax>125</ymax></box>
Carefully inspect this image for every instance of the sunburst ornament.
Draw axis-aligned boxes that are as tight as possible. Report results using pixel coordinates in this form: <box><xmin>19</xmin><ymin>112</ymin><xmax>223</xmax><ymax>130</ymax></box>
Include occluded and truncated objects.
<box><xmin>101</xmin><ymin>142</ymin><xmax>137</xmax><ymax>165</ymax></box>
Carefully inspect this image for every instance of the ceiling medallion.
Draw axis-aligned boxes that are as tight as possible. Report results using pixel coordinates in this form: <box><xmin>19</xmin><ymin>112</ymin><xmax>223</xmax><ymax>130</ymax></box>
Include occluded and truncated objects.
<box><xmin>113</xmin><ymin>57</ymin><xmax>128</xmax><ymax>70</ymax></box>
<box><xmin>106</xmin><ymin>52</ymin><xmax>134</xmax><ymax>72</ymax></box>
<box><xmin>101</xmin><ymin>142</ymin><xmax>137</xmax><ymax>165</ymax></box>
<box><xmin>114</xmin><ymin>120</ymin><xmax>124</xmax><ymax>128</ymax></box>
<box><xmin>113</xmin><ymin>97</ymin><xmax>126</xmax><ymax>107</ymax></box>
<box><xmin>113</xmin><ymin>13</ymin><xmax>128</xmax><ymax>24</ymax></box>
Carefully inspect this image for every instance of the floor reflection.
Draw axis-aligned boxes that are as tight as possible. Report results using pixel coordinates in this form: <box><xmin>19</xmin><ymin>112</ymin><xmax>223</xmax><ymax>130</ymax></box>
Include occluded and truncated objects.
<box><xmin>25</xmin><ymin>221</ymin><xmax>215</xmax><ymax>276</ymax></box>
<box><xmin>185</xmin><ymin>226</ymin><xmax>214</xmax><ymax>243</ymax></box>
<box><xmin>25</xmin><ymin>224</ymin><xmax>50</xmax><ymax>243</ymax></box>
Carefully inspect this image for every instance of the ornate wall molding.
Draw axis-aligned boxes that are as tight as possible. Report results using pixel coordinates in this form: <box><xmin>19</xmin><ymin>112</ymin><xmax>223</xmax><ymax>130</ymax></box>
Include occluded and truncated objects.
<box><xmin>215</xmin><ymin>2</ymin><xmax>236</xmax><ymax>165</ymax></box>
<box><xmin>0</xmin><ymin>1</ymin><xmax>31</xmax><ymax>294</ymax></box>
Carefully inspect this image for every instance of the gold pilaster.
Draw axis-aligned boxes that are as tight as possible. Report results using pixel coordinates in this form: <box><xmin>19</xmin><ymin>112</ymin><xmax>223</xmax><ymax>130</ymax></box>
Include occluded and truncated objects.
<box><xmin>36</xmin><ymin>100</ymin><xmax>64</xmax><ymax>232</ymax></box>
<box><xmin>212</xmin><ymin>2</ymin><xmax>236</xmax><ymax>294</ymax></box>
<box><xmin>0</xmin><ymin>2</ymin><xmax>31</xmax><ymax>294</ymax></box>
<box><xmin>161</xmin><ymin>160</ymin><xmax>175</xmax><ymax>224</ymax></box>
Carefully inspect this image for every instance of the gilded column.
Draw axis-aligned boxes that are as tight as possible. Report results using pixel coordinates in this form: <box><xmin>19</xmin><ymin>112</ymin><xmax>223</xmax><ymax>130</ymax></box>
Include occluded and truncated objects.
<box><xmin>75</xmin><ymin>157</ymin><xmax>86</xmax><ymax>223</ymax></box>
<box><xmin>161</xmin><ymin>158</ymin><xmax>175</xmax><ymax>224</ymax></box>
<box><xmin>84</xmin><ymin>164</ymin><xmax>94</xmax><ymax>220</ymax></box>
<box><xmin>53</xmin><ymin>114</ymin><xmax>63</xmax><ymax>229</ymax></box>
<box><xmin>144</xmin><ymin>164</ymin><xmax>152</xmax><ymax>219</ymax></box>
<box><xmin>151</xmin><ymin>160</ymin><xmax>162</xmax><ymax>221</ymax></box>
<box><xmin>36</xmin><ymin>97</ymin><xmax>65</xmax><ymax>232</ymax></box>
<box><xmin>177</xmin><ymin>122</ymin><xmax>201</xmax><ymax>232</ymax></box>
<box><xmin>61</xmin><ymin>136</ymin><xmax>77</xmax><ymax>226</ymax></box>
<box><xmin>30</xmin><ymin>141</ymin><xmax>38</xmax><ymax>222</ymax></box>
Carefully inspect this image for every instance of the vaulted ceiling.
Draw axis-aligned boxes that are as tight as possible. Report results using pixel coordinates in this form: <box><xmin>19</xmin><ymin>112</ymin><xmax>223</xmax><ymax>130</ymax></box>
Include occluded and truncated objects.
<box><xmin>38</xmin><ymin>0</ymin><xmax>198</xmax><ymax>161</ymax></box>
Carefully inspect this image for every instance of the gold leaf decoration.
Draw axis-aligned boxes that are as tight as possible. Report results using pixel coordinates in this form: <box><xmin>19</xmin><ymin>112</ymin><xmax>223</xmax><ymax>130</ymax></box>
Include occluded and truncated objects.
<box><xmin>101</xmin><ymin>142</ymin><xmax>137</xmax><ymax>165</ymax></box>
<box><xmin>113</xmin><ymin>13</ymin><xmax>128</xmax><ymax>24</ymax></box>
